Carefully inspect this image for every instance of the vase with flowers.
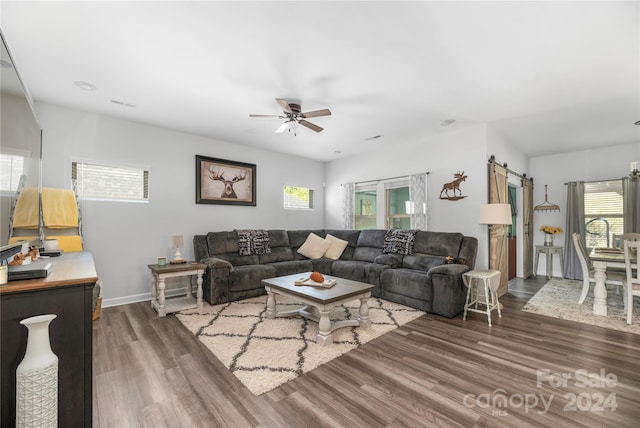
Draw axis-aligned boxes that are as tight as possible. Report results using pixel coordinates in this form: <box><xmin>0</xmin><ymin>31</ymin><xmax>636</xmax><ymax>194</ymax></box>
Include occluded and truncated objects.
<box><xmin>540</xmin><ymin>225</ymin><xmax>563</xmax><ymax>246</ymax></box>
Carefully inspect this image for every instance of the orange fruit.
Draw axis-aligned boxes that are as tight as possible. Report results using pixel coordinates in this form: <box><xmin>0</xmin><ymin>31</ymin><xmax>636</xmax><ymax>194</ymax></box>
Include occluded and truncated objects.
<box><xmin>310</xmin><ymin>272</ymin><xmax>324</xmax><ymax>283</ymax></box>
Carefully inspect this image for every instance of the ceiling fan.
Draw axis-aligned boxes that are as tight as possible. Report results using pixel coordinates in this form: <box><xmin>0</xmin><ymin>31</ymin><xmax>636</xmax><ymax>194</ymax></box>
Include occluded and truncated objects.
<box><xmin>249</xmin><ymin>98</ymin><xmax>331</xmax><ymax>134</ymax></box>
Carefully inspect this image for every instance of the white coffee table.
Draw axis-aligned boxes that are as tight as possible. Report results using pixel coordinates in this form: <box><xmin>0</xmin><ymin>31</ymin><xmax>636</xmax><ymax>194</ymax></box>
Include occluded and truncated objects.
<box><xmin>261</xmin><ymin>273</ymin><xmax>374</xmax><ymax>346</ymax></box>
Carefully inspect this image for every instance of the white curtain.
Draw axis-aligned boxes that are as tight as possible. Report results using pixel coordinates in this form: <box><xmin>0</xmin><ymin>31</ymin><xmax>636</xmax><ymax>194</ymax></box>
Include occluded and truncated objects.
<box><xmin>409</xmin><ymin>173</ymin><xmax>428</xmax><ymax>230</ymax></box>
<box><xmin>623</xmin><ymin>176</ymin><xmax>640</xmax><ymax>233</ymax></box>
<box><xmin>342</xmin><ymin>182</ymin><xmax>355</xmax><ymax>229</ymax></box>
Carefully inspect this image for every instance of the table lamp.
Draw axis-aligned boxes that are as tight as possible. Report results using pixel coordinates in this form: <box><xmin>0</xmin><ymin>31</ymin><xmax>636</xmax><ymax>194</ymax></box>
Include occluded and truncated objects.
<box><xmin>171</xmin><ymin>234</ymin><xmax>186</xmax><ymax>263</ymax></box>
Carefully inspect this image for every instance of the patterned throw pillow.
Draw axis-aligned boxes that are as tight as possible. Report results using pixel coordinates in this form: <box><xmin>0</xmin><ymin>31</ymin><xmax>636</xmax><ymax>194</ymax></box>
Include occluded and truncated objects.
<box><xmin>236</xmin><ymin>230</ymin><xmax>253</xmax><ymax>256</ymax></box>
<box><xmin>382</xmin><ymin>229</ymin><xmax>417</xmax><ymax>255</ymax></box>
<box><xmin>251</xmin><ymin>230</ymin><xmax>271</xmax><ymax>255</ymax></box>
<box><xmin>235</xmin><ymin>230</ymin><xmax>271</xmax><ymax>255</ymax></box>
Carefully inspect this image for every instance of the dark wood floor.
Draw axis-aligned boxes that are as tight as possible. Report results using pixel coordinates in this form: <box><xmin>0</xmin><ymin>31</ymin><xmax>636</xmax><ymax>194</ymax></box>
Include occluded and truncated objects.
<box><xmin>93</xmin><ymin>276</ymin><xmax>640</xmax><ymax>427</ymax></box>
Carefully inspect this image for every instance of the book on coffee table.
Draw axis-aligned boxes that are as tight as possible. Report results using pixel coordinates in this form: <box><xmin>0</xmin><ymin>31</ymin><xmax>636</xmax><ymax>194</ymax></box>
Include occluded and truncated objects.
<box><xmin>294</xmin><ymin>277</ymin><xmax>337</xmax><ymax>288</ymax></box>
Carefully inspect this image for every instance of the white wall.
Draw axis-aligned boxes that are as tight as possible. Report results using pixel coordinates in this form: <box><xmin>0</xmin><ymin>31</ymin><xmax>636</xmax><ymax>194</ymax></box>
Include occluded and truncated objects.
<box><xmin>529</xmin><ymin>141</ymin><xmax>640</xmax><ymax>277</ymax></box>
<box><xmin>36</xmin><ymin>102</ymin><xmax>326</xmax><ymax>306</ymax></box>
<box><xmin>324</xmin><ymin>124</ymin><xmax>491</xmax><ymax>270</ymax></box>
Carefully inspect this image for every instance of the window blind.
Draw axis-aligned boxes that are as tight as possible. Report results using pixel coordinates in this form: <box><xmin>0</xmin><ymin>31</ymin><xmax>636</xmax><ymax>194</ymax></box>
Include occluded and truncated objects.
<box><xmin>72</xmin><ymin>161</ymin><xmax>149</xmax><ymax>202</ymax></box>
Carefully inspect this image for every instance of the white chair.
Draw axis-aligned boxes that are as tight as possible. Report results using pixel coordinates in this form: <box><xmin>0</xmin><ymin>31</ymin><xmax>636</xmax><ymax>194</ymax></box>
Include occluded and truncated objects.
<box><xmin>572</xmin><ymin>233</ymin><xmax>625</xmax><ymax>305</ymax></box>
<box><xmin>613</xmin><ymin>233</ymin><xmax>640</xmax><ymax>249</ymax></box>
<box><xmin>623</xmin><ymin>240</ymin><xmax>640</xmax><ymax>324</ymax></box>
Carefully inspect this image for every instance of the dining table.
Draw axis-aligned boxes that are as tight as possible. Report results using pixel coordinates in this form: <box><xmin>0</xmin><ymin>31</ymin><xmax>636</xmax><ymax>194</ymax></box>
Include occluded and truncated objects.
<box><xmin>589</xmin><ymin>247</ymin><xmax>636</xmax><ymax>316</ymax></box>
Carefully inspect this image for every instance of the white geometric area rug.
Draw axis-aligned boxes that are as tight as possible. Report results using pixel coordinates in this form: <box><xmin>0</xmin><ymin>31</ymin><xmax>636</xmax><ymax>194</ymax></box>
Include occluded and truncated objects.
<box><xmin>522</xmin><ymin>278</ymin><xmax>640</xmax><ymax>335</ymax></box>
<box><xmin>176</xmin><ymin>295</ymin><xmax>424</xmax><ymax>395</ymax></box>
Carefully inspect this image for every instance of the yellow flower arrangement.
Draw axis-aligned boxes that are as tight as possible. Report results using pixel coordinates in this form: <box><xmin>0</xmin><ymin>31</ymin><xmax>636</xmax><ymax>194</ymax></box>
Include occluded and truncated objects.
<box><xmin>540</xmin><ymin>225</ymin><xmax>563</xmax><ymax>235</ymax></box>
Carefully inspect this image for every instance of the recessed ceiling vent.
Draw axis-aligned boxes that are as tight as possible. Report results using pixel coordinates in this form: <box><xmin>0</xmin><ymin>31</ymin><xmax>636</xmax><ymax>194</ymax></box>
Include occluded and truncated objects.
<box><xmin>110</xmin><ymin>99</ymin><xmax>137</xmax><ymax>108</ymax></box>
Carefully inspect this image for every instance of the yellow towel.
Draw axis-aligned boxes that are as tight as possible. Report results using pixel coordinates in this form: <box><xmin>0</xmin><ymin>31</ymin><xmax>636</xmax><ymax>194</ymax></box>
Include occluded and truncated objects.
<box><xmin>42</xmin><ymin>188</ymin><xmax>79</xmax><ymax>228</ymax></box>
<box><xmin>12</xmin><ymin>187</ymin><xmax>40</xmax><ymax>228</ymax></box>
<box><xmin>9</xmin><ymin>236</ymin><xmax>37</xmax><ymax>245</ymax></box>
<box><xmin>45</xmin><ymin>235</ymin><xmax>83</xmax><ymax>252</ymax></box>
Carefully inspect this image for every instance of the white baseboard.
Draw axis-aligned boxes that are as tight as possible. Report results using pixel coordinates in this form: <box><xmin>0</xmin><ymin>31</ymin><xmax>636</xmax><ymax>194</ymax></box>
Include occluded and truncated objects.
<box><xmin>102</xmin><ymin>287</ymin><xmax>194</xmax><ymax>308</ymax></box>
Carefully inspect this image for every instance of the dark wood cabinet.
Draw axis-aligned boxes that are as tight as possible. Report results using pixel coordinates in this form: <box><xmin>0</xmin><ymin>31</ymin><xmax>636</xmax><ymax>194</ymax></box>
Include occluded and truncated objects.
<box><xmin>1</xmin><ymin>252</ymin><xmax>97</xmax><ymax>427</ymax></box>
<box><xmin>508</xmin><ymin>236</ymin><xmax>517</xmax><ymax>280</ymax></box>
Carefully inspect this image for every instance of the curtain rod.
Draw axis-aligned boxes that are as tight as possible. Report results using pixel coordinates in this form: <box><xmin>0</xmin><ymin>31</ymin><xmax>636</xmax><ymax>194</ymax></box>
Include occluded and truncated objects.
<box><xmin>342</xmin><ymin>172</ymin><xmax>430</xmax><ymax>186</ymax></box>
<box><xmin>488</xmin><ymin>155</ymin><xmax>532</xmax><ymax>182</ymax></box>
<box><xmin>564</xmin><ymin>176</ymin><xmax>635</xmax><ymax>185</ymax></box>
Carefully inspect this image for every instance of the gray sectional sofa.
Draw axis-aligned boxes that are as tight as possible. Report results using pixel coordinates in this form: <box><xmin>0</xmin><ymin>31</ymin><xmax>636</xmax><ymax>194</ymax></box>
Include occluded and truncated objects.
<box><xmin>193</xmin><ymin>229</ymin><xmax>478</xmax><ymax>318</ymax></box>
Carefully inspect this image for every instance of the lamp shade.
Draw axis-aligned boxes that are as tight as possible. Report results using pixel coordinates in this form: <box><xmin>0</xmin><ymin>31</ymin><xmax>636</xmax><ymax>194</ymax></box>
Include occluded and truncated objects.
<box><xmin>479</xmin><ymin>203</ymin><xmax>512</xmax><ymax>225</ymax></box>
<box><xmin>172</xmin><ymin>235</ymin><xmax>184</xmax><ymax>248</ymax></box>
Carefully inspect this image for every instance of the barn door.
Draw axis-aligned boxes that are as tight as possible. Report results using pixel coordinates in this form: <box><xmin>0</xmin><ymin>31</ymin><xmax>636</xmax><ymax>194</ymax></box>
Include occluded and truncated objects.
<box><xmin>488</xmin><ymin>161</ymin><xmax>509</xmax><ymax>296</ymax></box>
<box><xmin>522</xmin><ymin>178</ymin><xmax>534</xmax><ymax>278</ymax></box>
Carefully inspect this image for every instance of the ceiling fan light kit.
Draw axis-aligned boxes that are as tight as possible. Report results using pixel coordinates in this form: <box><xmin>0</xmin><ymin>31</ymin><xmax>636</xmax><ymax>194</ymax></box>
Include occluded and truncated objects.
<box><xmin>250</xmin><ymin>98</ymin><xmax>331</xmax><ymax>134</ymax></box>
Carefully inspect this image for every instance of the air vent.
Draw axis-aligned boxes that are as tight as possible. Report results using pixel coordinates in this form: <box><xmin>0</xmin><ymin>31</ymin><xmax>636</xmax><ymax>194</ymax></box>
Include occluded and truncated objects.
<box><xmin>110</xmin><ymin>99</ymin><xmax>137</xmax><ymax>108</ymax></box>
<box><xmin>74</xmin><ymin>81</ymin><xmax>97</xmax><ymax>91</ymax></box>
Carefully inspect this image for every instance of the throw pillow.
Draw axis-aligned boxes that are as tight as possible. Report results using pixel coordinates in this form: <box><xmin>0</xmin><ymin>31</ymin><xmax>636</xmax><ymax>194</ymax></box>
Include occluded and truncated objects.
<box><xmin>236</xmin><ymin>230</ymin><xmax>253</xmax><ymax>256</ymax></box>
<box><xmin>235</xmin><ymin>229</ymin><xmax>271</xmax><ymax>255</ymax></box>
<box><xmin>297</xmin><ymin>233</ymin><xmax>331</xmax><ymax>259</ymax></box>
<box><xmin>251</xmin><ymin>230</ymin><xmax>271</xmax><ymax>255</ymax></box>
<box><xmin>382</xmin><ymin>229</ymin><xmax>417</xmax><ymax>255</ymax></box>
<box><xmin>323</xmin><ymin>234</ymin><xmax>349</xmax><ymax>260</ymax></box>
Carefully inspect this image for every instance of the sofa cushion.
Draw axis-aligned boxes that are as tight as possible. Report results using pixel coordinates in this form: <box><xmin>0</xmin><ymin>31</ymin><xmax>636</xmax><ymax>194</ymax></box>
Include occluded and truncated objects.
<box><xmin>353</xmin><ymin>230</ymin><xmax>386</xmax><ymax>262</ymax></box>
<box><xmin>413</xmin><ymin>231</ymin><xmax>464</xmax><ymax>257</ymax></box>
<box><xmin>206</xmin><ymin>231</ymin><xmax>241</xmax><ymax>255</ymax></box>
<box><xmin>229</xmin><ymin>264</ymin><xmax>276</xmax><ymax>292</ymax></box>
<box><xmin>331</xmin><ymin>260</ymin><xmax>388</xmax><ymax>287</ymax></box>
<box><xmin>324</xmin><ymin>234</ymin><xmax>349</xmax><ymax>260</ymax></box>
<box><xmin>267</xmin><ymin>260</ymin><xmax>314</xmax><ymax>277</ymax></box>
<box><xmin>217</xmin><ymin>253</ymin><xmax>260</xmax><ymax>266</ymax></box>
<box><xmin>297</xmin><ymin>233</ymin><xmax>331</xmax><ymax>259</ymax></box>
<box><xmin>402</xmin><ymin>254</ymin><xmax>447</xmax><ymax>272</ymax></box>
<box><xmin>380</xmin><ymin>269</ymin><xmax>432</xmax><ymax>302</ymax></box>
<box><xmin>258</xmin><ymin>230</ymin><xmax>294</xmax><ymax>264</ymax></box>
<box><xmin>374</xmin><ymin>254</ymin><xmax>403</xmax><ymax>267</ymax></box>
<box><xmin>382</xmin><ymin>229</ymin><xmax>417</xmax><ymax>255</ymax></box>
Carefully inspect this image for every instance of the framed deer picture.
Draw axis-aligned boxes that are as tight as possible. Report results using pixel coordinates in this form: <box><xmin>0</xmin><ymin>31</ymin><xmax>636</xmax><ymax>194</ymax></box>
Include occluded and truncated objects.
<box><xmin>195</xmin><ymin>155</ymin><xmax>256</xmax><ymax>206</ymax></box>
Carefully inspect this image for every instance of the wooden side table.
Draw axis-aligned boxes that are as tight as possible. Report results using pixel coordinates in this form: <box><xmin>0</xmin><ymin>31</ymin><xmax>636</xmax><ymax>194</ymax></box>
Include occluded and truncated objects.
<box><xmin>534</xmin><ymin>245</ymin><xmax>564</xmax><ymax>279</ymax></box>
<box><xmin>462</xmin><ymin>269</ymin><xmax>502</xmax><ymax>327</ymax></box>
<box><xmin>148</xmin><ymin>262</ymin><xmax>207</xmax><ymax>317</ymax></box>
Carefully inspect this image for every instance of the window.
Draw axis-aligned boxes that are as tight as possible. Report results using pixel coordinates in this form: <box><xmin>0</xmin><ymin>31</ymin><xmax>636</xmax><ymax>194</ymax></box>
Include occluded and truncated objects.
<box><xmin>0</xmin><ymin>152</ymin><xmax>25</xmax><ymax>192</ymax></box>
<box><xmin>283</xmin><ymin>185</ymin><xmax>314</xmax><ymax>209</ymax></box>
<box><xmin>355</xmin><ymin>178</ymin><xmax>411</xmax><ymax>230</ymax></box>
<box><xmin>386</xmin><ymin>185</ymin><xmax>410</xmax><ymax>229</ymax></box>
<box><xmin>72</xmin><ymin>161</ymin><xmax>149</xmax><ymax>202</ymax></box>
<box><xmin>584</xmin><ymin>180</ymin><xmax>623</xmax><ymax>248</ymax></box>
<box><xmin>355</xmin><ymin>186</ymin><xmax>377</xmax><ymax>229</ymax></box>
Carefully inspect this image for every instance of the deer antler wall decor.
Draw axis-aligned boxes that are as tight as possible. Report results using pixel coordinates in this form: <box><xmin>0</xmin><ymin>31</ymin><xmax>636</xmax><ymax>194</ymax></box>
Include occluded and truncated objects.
<box><xmin>195</xmin><ymin>155</ymin><xmax>256</xmax><ymax>206</ymax></box>
<box><xmin>208</xmin><ymin>167</ymin><xmax>247</xmax><ymax>199</ymax></box>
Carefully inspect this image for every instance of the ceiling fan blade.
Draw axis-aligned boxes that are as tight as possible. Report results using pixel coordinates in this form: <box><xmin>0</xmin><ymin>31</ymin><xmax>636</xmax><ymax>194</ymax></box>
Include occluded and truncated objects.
<box><xmin>249</xmin><ymin>114</ymin><xmax>282</xmax><ymax>118</ymax></box>
<box><xmin>299</xmin><ymin>119</ymin><xmax>323</xmax><ymax>133</ymax></box>
<box><xmin>275</xmin><ymin>122</ymin><xmax>289</xmax><ymax>134</ymax></box>
<box><xmin>300</xmin><ymin>108</ymin><xmax>331</xmax><ymax>118</ymax></box>
<box><xmin>276</xmin><ymin>98</ymin><xmax>293</xmax><ymax>114</ymax></box>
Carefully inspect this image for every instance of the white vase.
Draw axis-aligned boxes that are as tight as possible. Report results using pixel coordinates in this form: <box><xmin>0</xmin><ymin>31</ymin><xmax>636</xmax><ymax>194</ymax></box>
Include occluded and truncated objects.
<box><xmin>16</xmin><ymin>314</ymin><xmax>58</xmax><ymax>428</ymax></box>
<box><xmin>544</xmin><ymin>234</ymin><xmax>554</xmax><ymax>247</ymax></box>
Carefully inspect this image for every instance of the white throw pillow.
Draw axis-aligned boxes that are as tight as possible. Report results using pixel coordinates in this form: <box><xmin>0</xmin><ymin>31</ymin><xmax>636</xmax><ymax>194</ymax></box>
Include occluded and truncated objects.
<box><xmin>324</xmin><ymin>234</ymin><xmax>349</xmax><ymax>260</ymax></box>
<box><xmin>297</xmin><ymin>233</ymin><xmax>331</xmax><ymax>259</ymax></box>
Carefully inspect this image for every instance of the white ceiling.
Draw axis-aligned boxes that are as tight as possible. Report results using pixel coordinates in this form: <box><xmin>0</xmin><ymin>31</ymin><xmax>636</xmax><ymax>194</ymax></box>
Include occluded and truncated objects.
<box><xmin>1</xmin><ymin>1</ymin><xmax>638</xmax><ymax>162</ymax></box>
